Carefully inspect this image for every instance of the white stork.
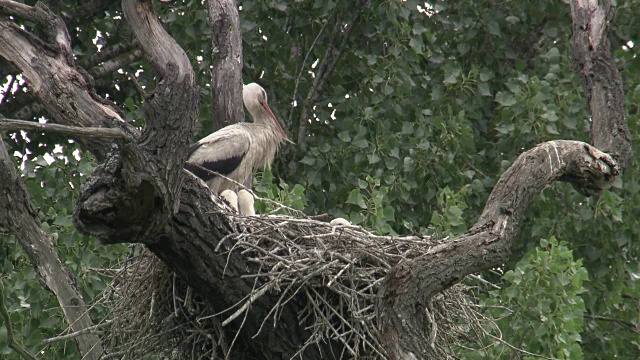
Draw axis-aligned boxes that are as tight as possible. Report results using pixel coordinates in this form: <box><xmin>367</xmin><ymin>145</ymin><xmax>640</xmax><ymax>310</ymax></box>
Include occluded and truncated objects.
<box><xmin>185</xmin><ymin>83</ymin><xmax>288</xmax><ymax>194</ymax></box>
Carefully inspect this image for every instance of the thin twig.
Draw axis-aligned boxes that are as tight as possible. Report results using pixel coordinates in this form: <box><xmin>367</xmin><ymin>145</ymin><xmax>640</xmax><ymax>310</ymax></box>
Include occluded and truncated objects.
<box><xmin>221</xmin><ymin>283</ymin><xmax>274</xmax><ymax>327</ymax></box>
<box><xmin>41</xmin><ymin>320</ymin><xmax>112</xmax><ymax>346</ymax></box>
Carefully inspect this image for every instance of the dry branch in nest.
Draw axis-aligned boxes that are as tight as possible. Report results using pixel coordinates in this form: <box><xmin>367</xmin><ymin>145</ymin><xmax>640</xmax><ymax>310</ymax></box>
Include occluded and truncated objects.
<box><xmin>102</xmin><ymin>205</ymin><xmax>490</xmax><ymax>359</ymax></box>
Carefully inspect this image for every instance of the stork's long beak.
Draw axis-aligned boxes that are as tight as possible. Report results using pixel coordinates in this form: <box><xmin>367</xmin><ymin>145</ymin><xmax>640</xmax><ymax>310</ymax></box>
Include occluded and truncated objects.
<box><xmin>261</xmin><ymin>100</ymin><xmax>294</xmax><ymax>144</ymax></box>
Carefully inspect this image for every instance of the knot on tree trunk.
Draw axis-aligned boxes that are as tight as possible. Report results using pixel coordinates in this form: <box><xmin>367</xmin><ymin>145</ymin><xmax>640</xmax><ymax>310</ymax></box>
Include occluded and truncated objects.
<box><xmin>74</xmin><ymin>148</ymin><xmax>165</xmax><ymax>243</ymax></box>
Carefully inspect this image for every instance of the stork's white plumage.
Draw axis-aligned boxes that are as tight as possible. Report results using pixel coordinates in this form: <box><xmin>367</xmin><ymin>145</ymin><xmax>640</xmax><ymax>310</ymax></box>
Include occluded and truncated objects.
<box><xmin>329</xmin><ymin>217</ymin><xmax>351</xmax><ymax>226</ymax></box>
<box><xmin>237</xmin><ymin>189</ymin><xmax>256</xmax><ymax>216</ymax></box>
<box><xmin>185</xmin><ymin>83</ymin><xmax>288</xmax><ymax>194</ymax></box>
<box><xmin>220</xmin><ymin>189</ymin><xmax>238</xmax><ymax>212</ymax></box>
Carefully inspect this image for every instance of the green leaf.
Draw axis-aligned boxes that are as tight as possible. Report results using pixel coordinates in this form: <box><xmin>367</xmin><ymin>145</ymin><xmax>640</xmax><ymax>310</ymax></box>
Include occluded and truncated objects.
<box><xmin>352</xmin><ymin>139</ymin><xmax>369</xmax><ymax>149</ymax></box>
<box><xmin>506</xmin><ymin>16</ymin><xmax>520</xmax><ymax>24</ymax></box>
<box><xmin>495</xmin><ymin>91</ymin><xmax>516</xmax><ymax>107</ymax></box>
<box><xmin>478</xmin><ymin>82</ymin><xmax>491</xmax><ymax>97</ymax></box>
<box><xmin>338</xmin><ymin>131</ymin><xmax>351</xmax><ymax>142</ymax></box>
<box><xmin>299</xmin><ymin>155</ymin><xmax>316</xmax><ymax>166</ymax></box>
<box><xmin>403</xmin><ymin>157</ymin><xmax>415</xmax><ymax>172</ymax></box>
<box><xmin>486</xmin><ymin>19</ymin><xmax>501</xmax><ymax>36</ymax></box>
<box><xmin>443</xmin><ymin>66</ymin><xmax>461</xmax><ymax>84</ymax></box>
<box><xmin>53</xmin><ymin>215</ymin><xmax>73</xmax><ymax>227</ymax></box>
<box><xmin>346</xmin><ymin>189</ymin><xmax>366</xmax><ymax>209</ymax></box>
<box><xmin>545</xmin><ymin>123</ymin><xmax>560</xmax><ymax>135</ymax></box>
<box><xmin>409</xmin><ymin>36</ymin><xmax>424</xmax><ymax>54</ymax></box>
<box><xmin>412</xmin><ymin>23</ymin><xmax>427</xmax><ymax>35</ymax></box>
<box><xmin>544</xmin><ymin>47</ymin><xmax>561</xmax><ymax>62</ymax></box>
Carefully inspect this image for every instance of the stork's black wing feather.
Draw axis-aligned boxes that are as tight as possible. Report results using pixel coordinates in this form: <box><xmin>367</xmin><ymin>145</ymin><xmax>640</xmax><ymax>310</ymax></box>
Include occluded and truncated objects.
<box><xmin>186</xmin><ymin>142</ymin><xmax>202</xmax><ymax>158</ymax></box>
<box><xmin>185</xmin><ymin>155</ymin><xmax>244</xmax><ymax>181</ymax></box>
<box><xmin>184</xmin><ymin>125</ymin><xmax>251</xmax><ymax>182</ymax></box>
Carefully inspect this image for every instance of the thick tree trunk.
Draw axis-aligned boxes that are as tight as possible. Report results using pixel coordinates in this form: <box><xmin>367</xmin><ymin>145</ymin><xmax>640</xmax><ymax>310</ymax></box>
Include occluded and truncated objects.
<box><xmin>570</xmin><ymin>0</ymin><xmax>632</xmax><ymax>172</ymax></box>
<box><xmin>207</xmin><ymin>0</ymin><xmax>244</xmax><ymax>131</ymax></box>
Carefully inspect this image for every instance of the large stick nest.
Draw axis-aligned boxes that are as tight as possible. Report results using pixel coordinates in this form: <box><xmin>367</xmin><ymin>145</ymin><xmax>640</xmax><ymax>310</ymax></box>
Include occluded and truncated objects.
<box><xmin>102</xmin><ymin>206</ymin><xmax>487</xmax><ymax>359</ymax></box>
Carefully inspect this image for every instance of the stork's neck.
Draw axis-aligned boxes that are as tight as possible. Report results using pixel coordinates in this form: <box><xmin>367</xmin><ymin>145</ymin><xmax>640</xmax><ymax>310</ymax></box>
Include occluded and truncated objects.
<box><xmin>247</xmin><ymin>101</ymin><xmax>287</xmax><ymax>140</ymax></box>
<box><xmin>249</xmin><ymin>105</ymin><xmax>274</xmax><ymax>126</ymax></box>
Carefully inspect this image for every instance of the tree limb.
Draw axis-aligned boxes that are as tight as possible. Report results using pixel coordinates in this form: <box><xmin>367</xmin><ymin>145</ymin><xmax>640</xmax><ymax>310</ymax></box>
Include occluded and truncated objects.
<box><xmin>115</xmin><ymin>0</ymin><xmax>199</xmax><ymax>217</ymax></box>
<box><xmin>78</xmin><ymin>40</ymin><xmax>139</xmax><ymax>70</ymax></box>
<box><xmin>376</xmin><ymin>1</ymin><xmax>629</xmax><ymax>358</ymax></box>
<box><xmin>0</xmin><ymin>43</ymin><xmax>142</xmax><ymax>123</ymax></box>
<box><xmin>0</xmin><ymin>118</ymin><xmax>133</xmax><ymax>141</ymax></box>
<box><xmin>584</xmin><ymin>314</ymin><xmax>640</xmax><ymax>334</ymax></box>
<box><xmin>0</xmin><ymin>1</ymin><xmax>138</xmax><ymax>160</ymax></box>
<box><xmin>377</xmin><ymin>140</ymin><xmax>619</xmax><ymax>359</ymax></box>
<box><xmin>0</xmin><ymin>139</ymin><xmax>104</xmax><ymax>360</ymax></box>
<box><xmin>41</xmin><ymin>320</ymin><xmax>112</xmax><ymax>346</ymax></box>
<box><xmin>88</xmin><ymin>49</ymin><xmax>144</xmax><ymax>79</ymax></box>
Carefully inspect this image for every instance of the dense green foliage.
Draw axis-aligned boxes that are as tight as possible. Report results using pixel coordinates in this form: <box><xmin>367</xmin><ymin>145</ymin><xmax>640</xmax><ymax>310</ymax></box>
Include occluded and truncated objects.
<box><xmin>466</xmin><ymin>238</ymin><xmax>590</xmax><ymax>359</ymax></box>
<box><xmin>1</xmin><ymin>0</ymin><xmax>639</xmax><ymax>358</ymax></box>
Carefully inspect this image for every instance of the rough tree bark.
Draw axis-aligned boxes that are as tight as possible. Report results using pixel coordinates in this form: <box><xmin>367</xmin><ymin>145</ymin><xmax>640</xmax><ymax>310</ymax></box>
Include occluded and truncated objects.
<box><xmin>206</xmin><ymin>0</ymin><xmax>249</xmax><ymax>188</ymax></box>
<box><xmin>569</xmin><ymin>0</ymin><xmax>632</xmax><ymax>172</ymax></box>
<box><xmin>207</xmin><ymin>0</ymin><xmax>244</xmax><ymax>132</ymax></box>
<box><xmin>0</xmin><ymin>0</ymin><xmax>630</xmax><ymax>359</ymax></box>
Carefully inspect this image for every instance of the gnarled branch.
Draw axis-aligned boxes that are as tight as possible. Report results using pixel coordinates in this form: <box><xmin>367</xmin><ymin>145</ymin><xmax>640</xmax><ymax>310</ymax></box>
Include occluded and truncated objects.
<box><xmin>377</xmin><ymin>0</ymin><xmax>628</xmax><ymax>358</ymax></box>
<box><xmin>377</xmin><ymin>141</ymin><xmax>618</xmax><ymax>358</ymax></box>
<box><xmin>0</xmin><ymin>0</ymin><xmax>137</xmax><ymax>160</ymax></box>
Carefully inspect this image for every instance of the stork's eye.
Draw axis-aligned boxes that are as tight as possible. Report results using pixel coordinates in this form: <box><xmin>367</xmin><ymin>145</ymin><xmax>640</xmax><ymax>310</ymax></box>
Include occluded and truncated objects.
<box><xmin>262</xmin><ymin>90</ymin><xmax>267</xmax><ymax>100</ymax></box>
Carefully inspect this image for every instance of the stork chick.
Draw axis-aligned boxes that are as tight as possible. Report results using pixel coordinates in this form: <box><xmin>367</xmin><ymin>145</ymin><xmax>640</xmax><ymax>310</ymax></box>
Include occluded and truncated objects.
<box><xmin>330</xmin><ymin>217</ymin><xmax>351</xmax><ymax>226</ymax></box>
<box><xmin>220</xmin><ymin>189</ymin><xmax>238</xmax><ymax>212</ymax></box>
<box><xmin>185</xmin><ymin>83</ymin><xmax>288</xmax><ymax>194</ymax></box>
<box><xmin>237</xmin><ymin>189</ymin><xmax>256</xmax><ymax>216</ymax></box>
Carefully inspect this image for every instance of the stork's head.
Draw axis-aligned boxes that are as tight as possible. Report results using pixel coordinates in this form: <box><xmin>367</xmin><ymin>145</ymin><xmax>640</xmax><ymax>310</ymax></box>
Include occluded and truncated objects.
<box><xmin>243</xmin><ymin>83</ymin><xmax>288</xmax><ymax>140</ymax></box>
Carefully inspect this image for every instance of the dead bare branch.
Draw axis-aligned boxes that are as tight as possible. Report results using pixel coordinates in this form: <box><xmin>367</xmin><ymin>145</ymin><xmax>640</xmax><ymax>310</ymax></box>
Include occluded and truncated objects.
<box><xmin>0</xmin><ymin>118</ymin><xmax>133</xmax><ymax>141</ymax></box>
